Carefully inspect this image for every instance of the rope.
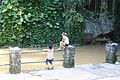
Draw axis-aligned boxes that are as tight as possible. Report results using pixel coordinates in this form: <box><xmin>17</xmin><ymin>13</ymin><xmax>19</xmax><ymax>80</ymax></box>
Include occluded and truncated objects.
<box><xmin>21</xmin><ymin>60</ymin><xmax>64</xmax><ymax>64</ymax></box>
<box><xmin>0</xmin><ymin>49</ymin><xmax>64</xmax><ymax>55</ymax></box>
<box><xmin>0</xmin><ymin>60</ymin><xmax>64</xmax><ymax>66</ymax></box>
<box><xmin>22</xmin><ymin>49</ymin><xmax>63</xmax><ymax>54</ymax></box>
<box><xmin>0</xmin><ymin>63</ymin><xmax>9</xmax><ymax>66</ymax></box>
<box><xmin>0</xmin><ymin>53</ymin><xmax>9</xmax><ymax>55</ymax></box>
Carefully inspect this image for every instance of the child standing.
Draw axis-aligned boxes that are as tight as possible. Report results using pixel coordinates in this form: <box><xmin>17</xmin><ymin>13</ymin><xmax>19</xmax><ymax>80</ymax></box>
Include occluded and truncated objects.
<box><xmin>45</xmin><ymin>45</ymin><xmax>54</xmax><ymax>70</ymax></box>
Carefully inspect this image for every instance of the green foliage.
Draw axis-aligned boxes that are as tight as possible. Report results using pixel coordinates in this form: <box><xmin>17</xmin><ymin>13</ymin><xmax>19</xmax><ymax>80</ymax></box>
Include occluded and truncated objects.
<box><xmin>63</xmin><ymin>0</ymin><xmax>85</xmax><ymax>44</ymax></box>
<box><xmin>0</xmin><ymin>0</ymin><xmax>24</xmax><ymax>46</ymax></box>
<box><xmin>0</xmin><ymin>0</ymin><xmax>85</xmax><ymax>47</ymax></box>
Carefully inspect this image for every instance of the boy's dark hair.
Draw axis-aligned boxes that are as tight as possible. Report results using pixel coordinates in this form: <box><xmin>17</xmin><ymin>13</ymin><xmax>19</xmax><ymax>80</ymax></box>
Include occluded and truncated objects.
<box><xmin>49</xmin><ymin>45</ymin><xmax>53</xmax><ymax>49</ymax></box>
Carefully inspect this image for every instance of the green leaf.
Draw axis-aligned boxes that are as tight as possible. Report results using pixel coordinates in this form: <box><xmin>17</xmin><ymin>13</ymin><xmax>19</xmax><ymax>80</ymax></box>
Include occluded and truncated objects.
<box><xmin>18</xmin><ymin>22</ymin><xmax>22</xmax><ymax>25</ymax></box>
<box><xmin>7</xmin><ymin>3</ymin><xmax>13</xmax><ymax>9</ymax></box>
<box><xmin>56</xmin><ymin>23</ymin><xmax>59</xmax><ymax>25</ymax></box>
<box><xmin>28</xmin><ymin>13</ymin><xmax>32</xmax><ymax>17</ymax></box>
<box><xmin>20</xmin><ymin>17</ymin><xmax>24</xmax><ymax>22</ymax></box>
<box><xmin>13</xmin><ymin>8</ymin><xmax>18</xmax><ymax>11</ymax></box>
<box><xmin>24</xmin><ymin>14</ymin><xmax>29</xmax><ymax>21</ymax></box>
<box><xmin>2</xmin><ymin>9</ymin><xmax>7</xmax><ymax>13</ymax></box>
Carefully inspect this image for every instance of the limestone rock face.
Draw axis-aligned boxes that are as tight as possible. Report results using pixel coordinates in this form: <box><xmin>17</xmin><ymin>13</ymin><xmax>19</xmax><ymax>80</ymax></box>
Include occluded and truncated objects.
<box><xmin>83</xmin><ymin>12</ymin><xmax>114</xmax><ymax>44</ymax></box>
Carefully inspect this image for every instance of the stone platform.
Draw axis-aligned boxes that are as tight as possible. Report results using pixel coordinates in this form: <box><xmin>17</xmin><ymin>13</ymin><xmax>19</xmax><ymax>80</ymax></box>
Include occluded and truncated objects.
<box><xmin>0</xmin><ymin>63</ymin><xmax>120</xmax><ymax>80</ymax></box>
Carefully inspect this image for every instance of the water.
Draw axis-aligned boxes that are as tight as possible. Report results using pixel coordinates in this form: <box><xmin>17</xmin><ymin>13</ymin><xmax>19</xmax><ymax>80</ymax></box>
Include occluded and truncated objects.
<box><xmin>0</xmin><ymin>44</ymin><xmax>120</xmax><ymax>72</ymax></box>
<box><xmin>75</xmin><ymin>45</ymin><xmax>105</xmax><ymax>64</ymax></box>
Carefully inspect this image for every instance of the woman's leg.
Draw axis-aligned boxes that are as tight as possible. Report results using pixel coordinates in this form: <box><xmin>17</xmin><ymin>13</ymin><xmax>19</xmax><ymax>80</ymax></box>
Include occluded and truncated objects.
<box><xmin>57</xmin><ymin>41</ymin><xmax>65</xmax><ymax>50</ymax></box>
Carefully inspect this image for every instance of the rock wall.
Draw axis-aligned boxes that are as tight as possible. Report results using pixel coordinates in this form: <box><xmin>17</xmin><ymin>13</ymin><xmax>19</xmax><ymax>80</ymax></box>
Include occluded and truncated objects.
<box><xmin>84</xmin><ymin>13</ymin><xmax>114</xmax><ymax>38</ymax></box>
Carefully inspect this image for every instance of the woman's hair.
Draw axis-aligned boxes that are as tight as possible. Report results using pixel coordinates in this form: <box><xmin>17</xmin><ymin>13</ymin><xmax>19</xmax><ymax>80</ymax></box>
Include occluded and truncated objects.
<box><xmin>62</xmin><ymin>32</ymin><xmax>67</xmax><ymax>36</ymax></box>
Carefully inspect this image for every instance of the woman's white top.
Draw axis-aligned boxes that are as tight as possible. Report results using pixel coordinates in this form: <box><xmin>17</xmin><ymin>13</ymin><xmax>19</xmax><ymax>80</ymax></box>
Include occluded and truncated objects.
<box><xmin>64</xmin><ymin>36</ymin><xmax>69</xmax><ymax>44</ymax></box>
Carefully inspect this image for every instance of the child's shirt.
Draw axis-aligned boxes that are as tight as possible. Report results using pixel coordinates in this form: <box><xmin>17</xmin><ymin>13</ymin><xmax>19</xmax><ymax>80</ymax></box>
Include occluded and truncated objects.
<box><xmin>46</xmin><ymin>49</ymin><xmax>54</xmax><ymax>59</ymax></box>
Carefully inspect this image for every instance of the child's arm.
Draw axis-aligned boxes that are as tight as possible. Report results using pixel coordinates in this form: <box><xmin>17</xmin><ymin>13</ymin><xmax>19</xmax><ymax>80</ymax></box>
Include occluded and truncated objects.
<box><xmin>42</xmin><ymin>49</ymin><xmax>48</xmax><ymax>52</ymax></box>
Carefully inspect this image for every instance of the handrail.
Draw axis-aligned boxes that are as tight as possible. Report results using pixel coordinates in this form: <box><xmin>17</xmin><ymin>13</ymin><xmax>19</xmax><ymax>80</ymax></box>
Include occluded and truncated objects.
<box><xmin>0</xmin><ymin>49</ymin><xmax>63</xmax><ymax>55</ymax></box>
<box><xmin>0</xmin><ymin>60</ymin><xmax>64</xmax><ymax>66</ymax></box>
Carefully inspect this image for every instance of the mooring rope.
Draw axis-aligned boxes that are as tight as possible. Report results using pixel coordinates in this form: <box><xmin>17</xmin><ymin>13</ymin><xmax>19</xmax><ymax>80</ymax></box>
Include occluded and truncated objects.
<box><xmin>21</xmin><ymin>59</ymin><xmax>64</xmax><ymax>64</ymax></box>
<box><xmin>0</xmin><ymin>49</ymin><xmax>64</xmax><ymax>55</ymax></box>
<box><xmin>0</xmin><ymin>60</ymin><xmax>64</xmax><ymax>66</ymax></box>
<box><xmin>0</xmin><ymin>63</ymin><xmax>9</xmax><ymax>66</ymax></box>
<box><xmin>22</xmin><ymin>49</ymin><xmax>63</xmax><ymax>54</ymax></box>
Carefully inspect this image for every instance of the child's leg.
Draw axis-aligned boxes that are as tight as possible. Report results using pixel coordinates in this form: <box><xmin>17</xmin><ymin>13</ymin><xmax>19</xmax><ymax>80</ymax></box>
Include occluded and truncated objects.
<box><xmin>49</xmin><ymin>59</ymin><xmax>54</xmax><ymax>69</ymax></box>
<box><xmin>45</xmin><ymin>59</ymin><xmax>48</xmax><ymax>65</ymax></box>
<box><xmin>45</xmin><ymin>59</ymin><xmax>50</xmax><ymax>69</ymax></box>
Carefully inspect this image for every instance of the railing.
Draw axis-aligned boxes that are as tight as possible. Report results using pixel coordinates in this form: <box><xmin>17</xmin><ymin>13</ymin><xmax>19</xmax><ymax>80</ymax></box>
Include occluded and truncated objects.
<box><xmin>0</xmin><ymin>45</ymin><xmax>75</xmax><ymax>74</ymax></box>
<box><xmin>0</xmin><ymin>60</ymin><xmax>64</xmax><ymax>66</ymax></box>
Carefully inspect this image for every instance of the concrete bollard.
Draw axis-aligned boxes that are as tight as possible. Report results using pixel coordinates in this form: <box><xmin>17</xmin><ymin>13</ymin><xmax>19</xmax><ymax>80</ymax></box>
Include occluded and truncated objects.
<box><xmin>63</xmin><ymin>45</ymin><xmax>75</xmax><ymax>68</ymax></box>
<box><xmin>9</xmin><ymin>47</ymin><xmax>21</xmax><ymax>74</ymax></box>
<box><xmin>105</xmin><ymin>42</ymin><xmax>119</xmax><ymax>64</ymax></box>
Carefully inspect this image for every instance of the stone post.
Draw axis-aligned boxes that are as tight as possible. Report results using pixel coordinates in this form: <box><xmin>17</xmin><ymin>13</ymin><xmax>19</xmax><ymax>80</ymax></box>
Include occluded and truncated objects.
<box><xmin>9</xmin><ymin>47</ymin><xmax>21</xmax><ymax>74</ymax></box>
<box><xmin>63</xmin><ymin>45</ymin><xmax>75</xmax><ymax>68</ymax></box>
<box><xmin>105</xmin><ymin>42</ymin><xmax>118</xmax><ymax>64</ymax></box>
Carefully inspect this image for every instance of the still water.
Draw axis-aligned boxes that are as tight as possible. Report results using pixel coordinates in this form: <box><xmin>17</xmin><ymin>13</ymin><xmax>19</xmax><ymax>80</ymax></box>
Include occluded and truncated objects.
<box><xmin>0</xmin><ymin>44</ymin><xmax>119</xmax><ymax>72</ymax></box>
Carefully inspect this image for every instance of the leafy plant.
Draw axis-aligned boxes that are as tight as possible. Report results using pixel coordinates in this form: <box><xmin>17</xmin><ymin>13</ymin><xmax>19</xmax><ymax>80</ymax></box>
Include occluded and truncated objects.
<box><xmin>0</xmin><ymin>0</ymin><xmax>85</xmax><ymax>47</ymax></box>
